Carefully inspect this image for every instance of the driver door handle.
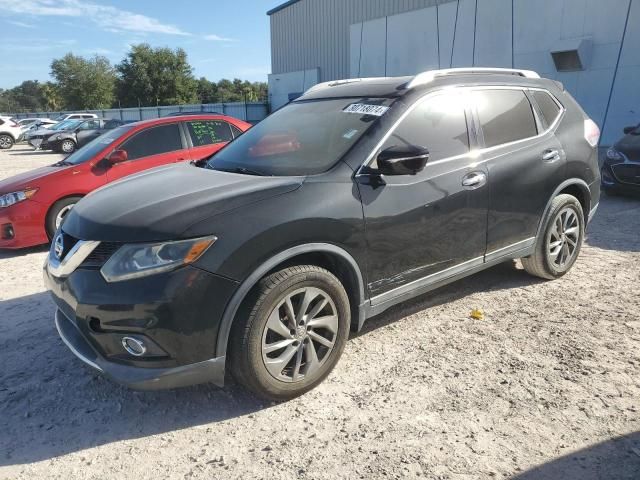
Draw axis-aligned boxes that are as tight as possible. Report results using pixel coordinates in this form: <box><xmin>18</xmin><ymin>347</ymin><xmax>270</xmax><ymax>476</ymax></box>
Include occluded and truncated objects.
<box><xmin>462</xmin><ymin>171</ymin><xmax>487</xmax><ymax>189</ymax></box>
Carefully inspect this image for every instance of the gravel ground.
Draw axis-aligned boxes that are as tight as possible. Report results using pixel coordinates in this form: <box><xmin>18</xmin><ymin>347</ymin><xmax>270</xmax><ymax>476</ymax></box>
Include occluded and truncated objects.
<box><xmin>1</xmin><ymin>144</ymin><xmax>639</xmax><ymax>479</ymax></box>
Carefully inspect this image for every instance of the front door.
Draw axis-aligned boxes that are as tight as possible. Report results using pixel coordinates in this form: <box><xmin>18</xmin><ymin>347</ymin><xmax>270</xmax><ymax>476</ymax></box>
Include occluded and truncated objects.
<box><xmin>106</xmin><ymin>123</ymin><xmax>188</xmax><ymax>183</ymax></box>
<box><xmin>357</xmin><ymin>91</ymin><xmax>489</xmax><ymax>301</ymax></box>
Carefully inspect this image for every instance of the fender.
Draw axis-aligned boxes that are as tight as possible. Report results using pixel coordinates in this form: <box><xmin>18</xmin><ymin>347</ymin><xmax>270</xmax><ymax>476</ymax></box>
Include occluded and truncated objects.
<box><xmin>214</xmin><ymin>243</ymin><xmax>367</xmax><ymax>358</ymax></box>
<box><xmin>535</xmin><ymin>178</ymin><xmax>591</xmax><ymax>238</ymax></box>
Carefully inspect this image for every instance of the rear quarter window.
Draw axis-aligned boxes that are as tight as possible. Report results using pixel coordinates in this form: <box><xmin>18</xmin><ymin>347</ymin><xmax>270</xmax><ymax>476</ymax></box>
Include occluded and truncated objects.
<box><xmin>531</xmin><ymin>90</ymin><xmax>562</xmax><ymax>128</ymax></box>
<box><xmin>473</xmin><ymin>89</ymin><xmax>538</xmax><ymax>148</ymax></box>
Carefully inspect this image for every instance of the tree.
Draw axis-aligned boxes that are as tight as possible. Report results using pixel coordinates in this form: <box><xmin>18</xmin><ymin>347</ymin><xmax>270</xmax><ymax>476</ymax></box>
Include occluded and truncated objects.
<box><xmin>50</xmin><ymin>53</ymin><xmax>116</xmax><ymax>109</ymax></box>
<box><xmin>40</xmin><ymin>82</ymin><xmax>63</xmax><ymax>111</ymax></box>
<box><xmin>116</xmin><ymin>44</ymin><xmax>198</xmax><ymax>107</ymax></box>
<box><xmin>196</xmin><ymin>77</ymin><xmax>218</xmax><ymax>104</ymax></box>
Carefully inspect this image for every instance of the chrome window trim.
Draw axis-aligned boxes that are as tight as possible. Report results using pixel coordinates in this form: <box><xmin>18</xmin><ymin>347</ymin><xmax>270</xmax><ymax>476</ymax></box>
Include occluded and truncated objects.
<box><xmin>356</xmin><ymin>85</ymin><xmax>566</xmax><ymax>175</ymax></box>
<box><xmin>48</xmin><ymin>239</ymin><xmax>101</xmax><ymax>278</ymax></box>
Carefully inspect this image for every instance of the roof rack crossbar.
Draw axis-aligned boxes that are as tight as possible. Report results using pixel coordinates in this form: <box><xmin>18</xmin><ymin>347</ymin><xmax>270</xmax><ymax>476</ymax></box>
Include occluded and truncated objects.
<box><xmin>407</xmin><ymin>68</ymin><xmax>540</xmax><ymax>89</ymax></box>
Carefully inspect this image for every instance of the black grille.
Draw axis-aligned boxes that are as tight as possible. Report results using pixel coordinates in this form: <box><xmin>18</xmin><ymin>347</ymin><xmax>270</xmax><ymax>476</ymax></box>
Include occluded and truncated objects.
<box><xmin>59</xmin><ymin>232</ymin><xmax>80</xmax><ymax>260</ymax></box>
<box><xmin>613</xmin><ymin>164</ymin><xmax>640</xmax><ymax>185</ymax></box>
<box><xmin>80</xmin><ymin>242</ymin><xmax>122</xmax><ymax>268</ymax></box>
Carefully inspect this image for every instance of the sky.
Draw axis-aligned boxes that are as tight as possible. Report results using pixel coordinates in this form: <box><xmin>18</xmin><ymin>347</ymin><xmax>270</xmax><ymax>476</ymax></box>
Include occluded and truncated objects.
<box><xmin>0</xmin><ymin>0</ymin><xmax>285</xmax><ymax>89</ymax></box>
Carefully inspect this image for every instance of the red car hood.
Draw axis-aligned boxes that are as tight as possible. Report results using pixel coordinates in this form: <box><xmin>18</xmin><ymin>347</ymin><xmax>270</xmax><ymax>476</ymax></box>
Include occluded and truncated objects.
<box><xmin>0</xmin><ymin>164</ymin><xmax>68</xmax><ymax>194</ymax></box>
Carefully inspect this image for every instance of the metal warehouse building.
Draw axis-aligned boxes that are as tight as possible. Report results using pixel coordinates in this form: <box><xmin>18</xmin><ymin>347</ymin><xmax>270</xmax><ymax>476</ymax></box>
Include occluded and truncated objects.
<box><xmin>267</xmin><ymin>0</ymin><xmax>640</xmax><ymax>145</ymax></box>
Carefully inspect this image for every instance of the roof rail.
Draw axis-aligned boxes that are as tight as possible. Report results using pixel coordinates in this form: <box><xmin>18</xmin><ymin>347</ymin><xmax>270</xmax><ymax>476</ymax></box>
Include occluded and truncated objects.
<box><xmin>406</xmin><ymin>68</ymin><xmax>540</xmax><ymax>89</ymax></box>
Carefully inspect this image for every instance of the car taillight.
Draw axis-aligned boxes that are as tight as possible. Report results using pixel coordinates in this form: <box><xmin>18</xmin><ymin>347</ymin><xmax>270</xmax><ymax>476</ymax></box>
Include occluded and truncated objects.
<box><xmin>9</xmin><ymin>121</ymin><xmax>18</xmax><ymax>127</ymax></box>
<box><xmin>584</xmin><ymin>119</ymin><xmax>600</xmax><ymax>148</ymax></box>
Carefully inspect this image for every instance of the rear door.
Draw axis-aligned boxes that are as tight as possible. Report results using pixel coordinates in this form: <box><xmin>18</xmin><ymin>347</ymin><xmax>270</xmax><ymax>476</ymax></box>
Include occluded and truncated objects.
<box><xmin>106</xmin><ymin>123</ymin><xmax>187</xmax><ymax>182</ymax></box>
<box><xmin>471</xmin><ymin>88</ymin><xmax>565</xmax><ymax>260</ymax></box>
<box><xmin>184</xmin><ymin>119</ymin><xmax>234</xmax><ymax>162</ymax></box>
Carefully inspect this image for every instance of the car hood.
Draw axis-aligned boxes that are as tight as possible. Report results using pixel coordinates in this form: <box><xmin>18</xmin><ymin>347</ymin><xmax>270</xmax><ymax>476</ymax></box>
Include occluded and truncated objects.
<box><xmin>0</xmin><ymin>164</ymin><xmax>67</xmax><ymax>194</ymax></box>
<box><xmin>63</xmin><ymin>163</ymin><xmax>304</xmax><ymax>242</ymax></box>
<box><xmin>615</xmin><ymin>134</ymin><xmax>640</xmax><ymax>161</ymax></box>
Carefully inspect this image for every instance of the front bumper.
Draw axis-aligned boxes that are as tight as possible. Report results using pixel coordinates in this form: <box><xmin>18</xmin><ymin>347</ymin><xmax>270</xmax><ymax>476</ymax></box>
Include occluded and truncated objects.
<box><xmin>55</xmin><ymin>309</ymin><xmax>226</xmax><ymax>390</ymax></box>
<box><xmin>0</xmin><ymin>200</ymin><xmax>49</xmax><ymax>249</ymax></box>
<box><xmin>601</xmin><ymin>161</ymin><xmax>640</xmax><ymax>193</ymax></box>
<box><xmin>44</xmin><ymin>261</ymin><xmax>238</xmax><ymax>390</ymax></box>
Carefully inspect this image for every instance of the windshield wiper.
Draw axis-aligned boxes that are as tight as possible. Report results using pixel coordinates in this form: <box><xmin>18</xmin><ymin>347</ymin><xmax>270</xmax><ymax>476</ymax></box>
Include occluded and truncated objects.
<box><xmin>213</xmin><ymin>166</ymin><xmax>266</xmax><ymax>176</ymax></box>
<box><xmin>54</xmin><ymin>160</ymin><xmax>72</xmax><ymax>167</ymax></box>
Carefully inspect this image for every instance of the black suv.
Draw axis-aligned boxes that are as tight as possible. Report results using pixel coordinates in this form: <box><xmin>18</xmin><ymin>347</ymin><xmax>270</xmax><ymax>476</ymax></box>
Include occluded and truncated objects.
<box><xmin>601</xmin><ymin>123</ymin><xmax>640</xmax><ymax>195</ymax></box>
<box><xmin>44</xmin><ymin>68</ymin><xmax>601</xmax><ymax>400</ymax></box>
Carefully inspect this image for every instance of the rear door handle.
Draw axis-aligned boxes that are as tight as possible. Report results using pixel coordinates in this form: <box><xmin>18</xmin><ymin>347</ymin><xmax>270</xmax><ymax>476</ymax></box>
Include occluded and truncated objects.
<box><xmin>542</xmin><ymin>149</ymin><xmax>561</xmax><ymax>163</ymax></box>
<box><xmin>462</xmin><ymin>171</ymin><xmax>487</xmax><ymax>189</ymax></box>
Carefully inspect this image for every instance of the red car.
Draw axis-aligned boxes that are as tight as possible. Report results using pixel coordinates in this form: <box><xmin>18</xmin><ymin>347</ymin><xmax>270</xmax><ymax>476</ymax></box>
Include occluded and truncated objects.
<box><xmin>0</xmin><ymin>114</ymin><xmax>251</xmax><ymax>249</ymax></box>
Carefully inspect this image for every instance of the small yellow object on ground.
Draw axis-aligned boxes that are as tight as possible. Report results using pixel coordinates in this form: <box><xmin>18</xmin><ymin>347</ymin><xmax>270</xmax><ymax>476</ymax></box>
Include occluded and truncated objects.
<box><xmin>470</xmin><ymin>308</ymin><xmax>484</xmax><ymax>320</ymax></box>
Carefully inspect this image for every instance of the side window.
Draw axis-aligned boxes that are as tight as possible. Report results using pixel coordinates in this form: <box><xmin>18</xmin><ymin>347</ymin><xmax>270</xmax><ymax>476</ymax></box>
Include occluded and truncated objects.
<box><xmin>230</xmin><ymin>124</ymin><xmax>244</xmax><ymax>138</ymax></box>
<box><xmin>377</xmin><ymin>92</ymin><xmax>469</xmax><ymax>164</ymax></box>
<box><xmin>473</xmin><ymin>89</ymin><xmax>538</xmax><ymax>148</ymax></box>
<box><xmin>186</xmin><ymin>120</ymin><xmax>233</xmax><ymax>147</ymax></box>
<box><xmin>78</xmin><ymin>120</ymin><xmax>100</xmax><ymax>130</ymax></box>
<box><xmin>120</xmin><ymin>124</ymin><xmax>183</xmax><ymax>161</ymax></box>
<box><xmin>531</xmin><ymin>90</ymin><xmax>562</xmax><ymax>128</ymax></box>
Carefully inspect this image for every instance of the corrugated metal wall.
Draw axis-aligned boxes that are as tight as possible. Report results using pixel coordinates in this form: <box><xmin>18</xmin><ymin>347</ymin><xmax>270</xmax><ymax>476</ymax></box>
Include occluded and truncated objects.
<box><xmin>270</xmin><ymin>0</ymin><xmax>448</xmax><ymax>82</ymax></box>
<box><xmin>269</xmin><ymin>0</ymin><xmax>640</xmax><ymax>144</ymax></box>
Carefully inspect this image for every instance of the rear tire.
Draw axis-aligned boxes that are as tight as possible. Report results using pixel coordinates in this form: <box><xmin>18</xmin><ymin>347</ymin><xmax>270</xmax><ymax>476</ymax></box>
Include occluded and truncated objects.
<box><xmin>46</xmin><ymin>196</ymin><xmax>82</xmax><ymax>239</ymax></box>
<box><xmin>0</xmin><ymin>134</ymin><xmax>14</xmax><ymax>149</ymax></box>
<box><xmin>521</xmin><ymin>194</ymin><xmax>585</xmax><ymax>280</ymax></box>
<box><xmin>229</xmin><ymin>265</ymin><xmax>350</xmax><ymax>401</ymax></box>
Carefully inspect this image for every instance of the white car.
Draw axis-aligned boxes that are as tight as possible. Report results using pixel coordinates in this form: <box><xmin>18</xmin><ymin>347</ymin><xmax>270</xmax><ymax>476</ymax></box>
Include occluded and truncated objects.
<box><xmin>0</xmin><ymin>116</ymin><xmax>23</xmax><ymax>149</ymax></box>
<box><xmin>52</xmin><ymin>113</ymin><xmax>97</xmax><ymax>122</ymax></box>
<box><xmin>17</xmin><ymin>118</ymin><xmax>56</xmax><ymax>130</ymax></box>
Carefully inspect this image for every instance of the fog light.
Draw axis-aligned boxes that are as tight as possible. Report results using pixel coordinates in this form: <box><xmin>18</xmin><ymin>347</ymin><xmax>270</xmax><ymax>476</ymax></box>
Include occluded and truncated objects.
<box><xmin>122</xmin><ymin>336</ymin><xmax>147</xmax><ymax>357</ymax></box>
<box><xmin>1</xmin><ymin>223</ymin><xmax>14</xmax><ymax>240</ymax></box>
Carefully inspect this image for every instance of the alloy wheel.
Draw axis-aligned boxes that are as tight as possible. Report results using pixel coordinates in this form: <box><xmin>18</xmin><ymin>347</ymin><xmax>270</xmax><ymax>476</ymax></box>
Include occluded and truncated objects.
<box><xmin>55</xmin><ymin>204</ymin><xmax>75</xmax><ymax>230</ymax></box>
<box><xmin>61</xmin><ymin>140</ymin><xmax>75</xmax><ymax>153</ymax></box>
<box><xmin>546</xmin><ymin>207</ymin><xmax>580</xmax><ymax>268</ymax></box>
<box><xmin>0</xmin><ymin>136</ymin><xmax>12</xmax><ymax>149</ymax></box>
<box><xmin>261</xmin><ymin>287</ymin><xmax>339</xmax><ymax>383</ymax></box>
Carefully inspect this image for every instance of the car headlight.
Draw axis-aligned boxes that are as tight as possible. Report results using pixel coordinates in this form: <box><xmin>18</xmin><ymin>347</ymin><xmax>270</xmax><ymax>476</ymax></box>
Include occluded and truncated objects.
<box><xmin>606</xmin><ymin>148</ymin><xmax>624</xmax><ymax>161</ymax></box>
<box><xmin>0</xmin><ymin>188</ymin><xmax>38</xmax><ymax>208</ymax></box>
<box><xmin>100</xmin><ymin>236</ymin><xmax>217</xmax><ymax>282</ymax></box>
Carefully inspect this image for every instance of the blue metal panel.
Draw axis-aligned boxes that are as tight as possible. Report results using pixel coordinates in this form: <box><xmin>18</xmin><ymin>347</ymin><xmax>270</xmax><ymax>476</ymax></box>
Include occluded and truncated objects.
<box><xmin>474</xmin><ymin>0</ymin><xmax>512</xmax><ymax>68</ymax></box>
<box><xmin>451</xmin><ymin>0</ymin><xmax>476</xmax><ymax>67</ymax></box>
<box><xmin>438</xmin><ymin>1</ymin><xmax>459</xmax><ymax>68</ymax></box>
<box><xmin>350</xmin><ymin>22</ymin><xmax>363</xmax><ymax>77</ymax></box>
<box><xmin>386</xmin><ymin>7</ymin><xmax>439</xmax><ymax>76</ymax></box>
<box><xmin>360</xmin><ymin>17</ymin><xmax>387</xmax><ymax>77</ymax></box>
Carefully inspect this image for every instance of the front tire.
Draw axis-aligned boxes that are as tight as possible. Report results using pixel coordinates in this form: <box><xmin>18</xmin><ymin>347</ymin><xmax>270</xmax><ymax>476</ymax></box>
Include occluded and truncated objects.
<box><xmin>229</xmin><ymin>265</ymin><xmax>350</xmax><ymax>401</ymax></box>
<box><xmin>0</xmin><ymin>134</ymin><xmax>14</xmax><ymax>149</ymax></box>
<box><xmin>521</xmin><ymin>194</ymin><xmax>585</xmax><ymax>280</ymax></box>
<box><xmin>46</xmin><ymin>196</ymin><xmax>82</xmax><ymax>239</ymax></box>
<box><xmin>60</xmin><ymin>139</ymin><xmax>76</xmax><ymax>154</ymax></box>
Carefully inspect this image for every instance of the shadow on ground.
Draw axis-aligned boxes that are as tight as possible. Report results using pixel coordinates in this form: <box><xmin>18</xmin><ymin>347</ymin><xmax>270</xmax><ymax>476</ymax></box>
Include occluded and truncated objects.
<box><xmin>513</xmin><ymin>431</ymin><xmax>640</xmax><ymax>480</ymax></box>
<box><xmin>1</xmin><ymin>260</ymin><xmax>541</xmax><ymax>466</ymax></box>
<box><xmin>0</xmin><ymin>245</ymin><xmax>48</xmax><ymax>259</ymax></box>
<box><xmin>586</xmin><ymin>195</ymin><xmax>640</xmax><ymax>253</ymax></box>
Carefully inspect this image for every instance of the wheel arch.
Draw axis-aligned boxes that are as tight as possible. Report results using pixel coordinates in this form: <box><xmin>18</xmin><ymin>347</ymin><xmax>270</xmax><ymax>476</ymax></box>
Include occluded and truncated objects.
<box><xmin>536</xmin><ymin>178</ymin><xmax>591</xmax><ymax>237</ymax></box>
<box><xmin>215</xmin><ymin>243</ymin><xmax>366</xmax><ymax>359</ymax></box>
<box><xmin>45</xmin><ymin>193</ymin><xmax>86</xmax><ymax>237</ymax></box>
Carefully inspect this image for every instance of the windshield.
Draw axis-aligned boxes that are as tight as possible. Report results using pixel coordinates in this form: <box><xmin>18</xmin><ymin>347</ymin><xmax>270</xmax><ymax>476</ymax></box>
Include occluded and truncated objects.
<box><xmin>206</xmin><ymin>98</ymin><xmax>392</xmax><ymax>176</ymax></box>
<box><xmin>63</xmin><ymin>125</ymin><xmax>133</xmax><ymax>165</ymax></box>
<box><xmin>51</xmin><ymin>120</ymin><xmax>81</xmax><ymax>131</ymax></box>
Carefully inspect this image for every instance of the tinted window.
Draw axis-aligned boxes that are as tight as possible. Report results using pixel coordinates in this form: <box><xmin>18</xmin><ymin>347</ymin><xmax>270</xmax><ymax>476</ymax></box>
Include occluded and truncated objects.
<box><xmin>378</xmin><ymin>92</ymin><xmax>469</xmax><ymax>163</ymax></box>
<box><xmin>104</xmin><ymin>119</ymin><xmax>123</xmax><ymax>129</ymax></box>
<box><xmin>187</xmin><ymin>120</ymin><xmax>233</xmax><ymax>147</ymax></box>
<box><xmin>532</xmin><ymin>90</ymin><xmax>561</xmax><ymax>128</ymax></box>
<box><xmin>230</xmin><ymin>124</ymin><xmax>243</xmax><ymax>138</ymax></box>
<box><xmin>474</xmin><ymin>90</ymin><xmax>538</xmax><ymax>148</ymax></box>
<box><xmin>78</xmin><ymin>119</ymin><xmax>100</xmax><ymax>130</ymax></box>
<box><xmin>207</xmin><ymin>98</ymin><xmax>391</xmax><ymax>176</ymax></box>
<box><xmin>120</xmin><ymin>124</ymin><xmax>182</xmax><ymax>160</ymax></box>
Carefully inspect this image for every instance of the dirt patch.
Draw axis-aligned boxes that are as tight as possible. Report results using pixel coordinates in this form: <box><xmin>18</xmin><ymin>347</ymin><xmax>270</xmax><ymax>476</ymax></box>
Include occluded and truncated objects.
<box><xmin>1</xmin><ymin>144</ymin><xmax>639</xmax><ymax>479</ymax></box>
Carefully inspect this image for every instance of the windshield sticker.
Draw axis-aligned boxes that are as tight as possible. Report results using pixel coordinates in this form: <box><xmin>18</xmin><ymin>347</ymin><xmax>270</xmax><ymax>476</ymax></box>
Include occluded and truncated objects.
<box><xmin>343</xmin><ymin>129</ymin><xmax>359</xmax><ymax>139</ymax></box>
<box><xmin>343</xmin><ymin>104</ymin><xmax>389</xmax><ymax>116</ymax></box>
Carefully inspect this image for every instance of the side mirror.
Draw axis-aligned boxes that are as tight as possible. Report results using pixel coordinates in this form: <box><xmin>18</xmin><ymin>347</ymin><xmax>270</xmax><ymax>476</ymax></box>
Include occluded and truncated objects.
<box><xmin>623</xmin><ymin>125</ymin><xmax>637</xmax><ymax>135</ymax></box>
<box><xmin>377</xmin><ymin>145</ymin><xmax>430</xmax><ymax>176</ymax></box>
<box><xmin>108</xmin><ymin>149</ymin><xmax>128</xmax><ymax>164</ymax></box>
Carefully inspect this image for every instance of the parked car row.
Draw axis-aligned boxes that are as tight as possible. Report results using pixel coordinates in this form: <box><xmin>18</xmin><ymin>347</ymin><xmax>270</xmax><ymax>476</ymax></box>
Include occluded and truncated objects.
<box><xmin>27</xmin><ymin>118</ymin><xmax>129</xmax><ymax>153</ymax></box>
<box><xmin>0</xmin><ymin>113</ymin><xmax>250</xmax><ymax>248</ymax></box>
